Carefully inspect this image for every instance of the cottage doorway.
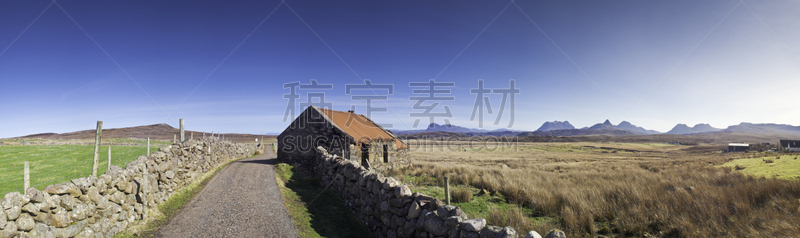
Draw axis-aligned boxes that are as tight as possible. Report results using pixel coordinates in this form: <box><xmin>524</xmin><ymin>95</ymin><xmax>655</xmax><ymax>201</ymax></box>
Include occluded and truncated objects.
<box><xmin>361</xmin><ymin>144</ymin><xmax>370</xmax><ymax>167</ymax></box>
<box><xmin>383</xmin><ymin>144</ymin><xmax>389</xmax><ymax>163</ymax></box>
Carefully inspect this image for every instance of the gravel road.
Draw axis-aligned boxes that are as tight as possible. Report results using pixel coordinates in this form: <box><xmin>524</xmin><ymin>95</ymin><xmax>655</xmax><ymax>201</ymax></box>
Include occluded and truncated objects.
<box><xmin>155</xmin><ymin>149</ymin><xmax>297</xmax><ymax>237</ymax></box>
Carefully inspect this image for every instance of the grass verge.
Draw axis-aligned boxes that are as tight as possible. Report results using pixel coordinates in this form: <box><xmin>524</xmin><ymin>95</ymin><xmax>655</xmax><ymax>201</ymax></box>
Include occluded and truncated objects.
<box><xmin>113</xmin><ymin>154</ymin><xmax>254</xmax><ymax>238</ymax></box>
<box><xmin>274</xmin><ymin>163</ymin><xmax>372</xmax><ymax>238</ymax></box>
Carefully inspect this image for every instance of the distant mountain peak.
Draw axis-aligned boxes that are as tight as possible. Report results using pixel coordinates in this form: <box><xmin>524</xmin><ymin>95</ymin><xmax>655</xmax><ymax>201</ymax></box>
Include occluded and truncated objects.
<box><xmin>667</xmin><ymin>123</ymin><xmax>719</xmax><ymax>135</ymax></box>
<box><xmin>536</xmin><ymin>121</ymin><xmax>575</xmax><ymax>132</ymax></box>
<box><xmin>392</xmin><ymin>122</ymin><xmax>493</xmax><ymax>135</ymax></box>
<box><xmin>589</xmin><ymin>119</ymin><xmax>617</xmax><ymax>130</ymax></box>
<box><xmin>423</xmin><ymin>123</ymin><xmax>486</xmax><ymax>133</ymax></box>
<box><xmin>615</xmin><ymin>121</ymin><xmax>660</xmax><ymax>135</ymax></box>
<box><xmin>692</xmin><ymin>123</ymin><xmax>716</xmax><ymax>131</ymax></box>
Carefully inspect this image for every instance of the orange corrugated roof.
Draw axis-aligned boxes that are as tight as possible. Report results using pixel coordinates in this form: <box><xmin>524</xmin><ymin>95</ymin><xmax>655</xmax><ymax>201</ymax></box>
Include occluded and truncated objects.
<box><xmin>316</xmin><ymin>107</ymin><xmax>408</xmax><ymax>149</ymax></box>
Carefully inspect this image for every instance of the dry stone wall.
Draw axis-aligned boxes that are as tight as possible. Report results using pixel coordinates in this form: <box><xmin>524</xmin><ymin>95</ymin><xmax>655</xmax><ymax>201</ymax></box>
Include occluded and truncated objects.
<box><xmin>0</xmin><ymin>139</ymin><xmax>253</xmax><ymax>238</ymax></box>
<box><xmin>314</xmin><ymin>146</ymin><xmax>524</xmax><ymax>238</ymax></box>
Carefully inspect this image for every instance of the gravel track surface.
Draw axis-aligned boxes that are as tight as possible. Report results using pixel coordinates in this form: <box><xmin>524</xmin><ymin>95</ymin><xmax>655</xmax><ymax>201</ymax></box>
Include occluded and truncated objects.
<box><xmin>155</xmin><ymin>150</ymin><xmax>297</xmax><ymax>237</ymax></box>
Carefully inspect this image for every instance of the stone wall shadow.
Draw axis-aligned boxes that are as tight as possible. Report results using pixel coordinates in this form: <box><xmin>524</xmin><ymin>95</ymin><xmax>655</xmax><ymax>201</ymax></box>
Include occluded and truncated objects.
<box><xmin>282</xmin><ymin>165</ymin><xmax>373</xmax><ymax>238</ymax></box>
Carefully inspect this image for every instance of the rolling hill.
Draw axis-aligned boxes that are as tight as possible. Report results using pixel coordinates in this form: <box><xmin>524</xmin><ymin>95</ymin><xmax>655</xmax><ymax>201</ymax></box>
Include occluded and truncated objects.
<box><xmin>10</xmin><ymin>123</ymin><xmax>272</xmax><ymax>143</ymax></box>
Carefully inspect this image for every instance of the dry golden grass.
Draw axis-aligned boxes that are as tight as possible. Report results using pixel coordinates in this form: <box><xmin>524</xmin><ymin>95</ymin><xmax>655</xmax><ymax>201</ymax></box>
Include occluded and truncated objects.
<box><xmin>452</xmin><ymin>186</ymin><xmax>472</xmax><ymax>203</ymax></box>
<box><xmin>486</xmin><ymin>204</ymin><xmax>540</xmax><ymax>235</ymax></box>
<box><xmin>399</xmin><ymin>140</ymin><xmax>800</xmax><ymax>237</ymax></box>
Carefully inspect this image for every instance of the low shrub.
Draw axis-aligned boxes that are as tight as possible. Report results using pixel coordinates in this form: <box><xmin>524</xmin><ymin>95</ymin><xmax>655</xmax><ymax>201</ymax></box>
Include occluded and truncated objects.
<box><xmin>452</xmin><ymin>186</ymin><xmax>472</xmax><ymax>203</ymax></box>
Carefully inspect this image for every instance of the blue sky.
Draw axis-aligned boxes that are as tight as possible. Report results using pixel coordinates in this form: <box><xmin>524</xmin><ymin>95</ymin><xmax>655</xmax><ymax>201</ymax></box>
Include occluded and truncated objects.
<box><xmin>1</xmin><ymin>0</ymin><xmax>799</xmax><ymax>138</ymax></box>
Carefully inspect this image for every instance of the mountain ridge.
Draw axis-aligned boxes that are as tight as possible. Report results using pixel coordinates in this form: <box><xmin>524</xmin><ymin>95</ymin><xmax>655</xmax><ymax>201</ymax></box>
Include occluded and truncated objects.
<box><xmin>9</xmin><ymin>123</ymin><xmax>271</xmax><ymax>143</ymax></box>
<box><xmin>396</xmin><ymin>121</ymin><xmax>800</xmax><ymax>138</ymax></box>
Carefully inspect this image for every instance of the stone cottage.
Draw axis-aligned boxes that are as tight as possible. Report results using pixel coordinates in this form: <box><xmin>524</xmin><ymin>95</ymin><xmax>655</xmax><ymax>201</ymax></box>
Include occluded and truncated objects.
<box><xmin>278</xmin><ymin>106</ymin><xmax>409</xmax><ymax>172</ymax></box>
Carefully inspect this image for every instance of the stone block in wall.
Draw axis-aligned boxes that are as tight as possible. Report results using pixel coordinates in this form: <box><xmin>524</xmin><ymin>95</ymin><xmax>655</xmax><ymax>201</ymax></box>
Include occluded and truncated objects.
<box><xmin>28</xmin><ymin>223</ymin><xmax>56</xmax><ymax>238</ymax></box>
<box><xmin>404</xmin><ymin>218</ymin><xmax>417</xmax><ymax>236</ymax></box>
<box><xmin>389</xmin><ymin>198</ymin><xmax>403</xmax><ymax>208</ymax></box>
<box><xmin>56</xmin><ymin>219</ymin><xmax>87</xmax><ymax>238</ymax></box>
<box><xmin>437</xmin><ymin>205</ymin><xmax>467</xmax><ymax>221</ymax></box>
<box><xmin>445</xmin><ymin>216</ymin><xmax>462</xmax><ymax>229</ymax></box>
<box><xmin>4</xmin><ymin>206</ymin><xmax>20</xmax><ymax>221</ymax></box>
<box><xmin>388</xmin><ymin>206</ymin><xmax>399</xmax><ymax>216</ymax></box>
<box><xmin>380</xmin><ymin>213</ymin><xmax>392</xmax><ymax>227</ymax></box>
<box><xmin>543</xmin><ymin>229</ymin><xmax>565</xmax><ymax>238</ymax></box>
<box><xmin>21</xmin><ymin>203</ymin><xmax>38</xmax><ymax>216</ymax></box>
<box><xmin>2</xmin><ymin>222</ymin><xmax>18</xmax><ymax>238</ymax></box>
<box><xmin>479</xmin><ymin>225</ymin><xmax>505</xmax><ymax>238</ymax></box>
<box><xmin>71</xmin><ymin>203</ymin><xmax>89</xmax><ymax>221</ymax></box>
<box><xmin>392</xmin><ymin>214</ymin><xmax>405</xmax><ymax>229</ymax></box>
<box><xmin>15</xmin><ymin>213</ymin><xmax>34</xmax><ymax>231</ymax></box>
<box><xmin>71</xmin><ymin>177</ymin><xmax>94</xmax><ymax>195</ymax></box>
<box><xmin>383</xmin><ymin>177</ymin><xmax>397</xmax><ymax>190</ymax></box>
<box><xmin>50</xmin><ymin>209</ymin><xmax>70</xmax><ymax>228</ymax></box>
<box><xmin>459</xmin><ymin>218</ymin><xmax>486</xmax><ymax>232</ymax></box>
<box><xmin>460</xmin><ymin>230</ymin><xmax>480</xmax><ymax>238</ymax></box>
<box><xmin>407</xmin><ymin>201</ymin><xmax>422</xmax><ymax>219</ymax></box>
<box><xmin>424</xmin><ymin>217</ymin><xmax>448</xmax><ymax>236</ymax></box>
<box><xmin>495</xmin><ymin>226</ymin><xmax>517</xmax><ymax>238</ymax></box>
<box><xmin>0</xmin><ymin>208</ymin><xmax>6</xmax><ymax>228</ymax></box>
<box><xmin>394</xmin><ymin>185</ymin><xmax>411</xmax><ymax>199</ymax></box>
<box><xmin>3</xmin><ymin>192</ymin><xmax>25</xmax><ymax>211</ymax></box>
<box><xmin>25</xmin><ymin>188</ymin><xmax>45</xmax><ymax>204</ymax></box>
<box><xmin>32</xmin><ymin>212</ymin><xmax>52</xmax><ymax>226</ymax></box>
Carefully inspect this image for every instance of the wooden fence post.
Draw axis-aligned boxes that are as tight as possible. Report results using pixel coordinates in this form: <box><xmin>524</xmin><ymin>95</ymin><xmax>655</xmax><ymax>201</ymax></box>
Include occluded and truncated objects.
<box><xmin>445</xmin><ymin>176</ymin><xmax>450</xmax><ymax>205</ymax></box>
<box><xmin>92</xmin><ymin>121</ymin><xmax>103</xmax><ymax>177</ymax></box>
<box><xmin>108</xmin><ymin>146</ymin><xmax>111</xmax><ymax>171</ymax></box>
<box><xmin>173</xmin><ymin>134</ymin><xmax>176</xmax><ymax>144</ymax></box>
<box><xmin>147</xmin><ymin>137</ymin><xmax>150</xmax><ymax>155</ymax></box>
<box><xmin>24</xmin><ymin>161</ymin><xmax>29</xmax><ymax>191</ymax></box>
<box><xmin>180</xmin><ymin>118</ymin><xmax>185</xmax><ymax>142</ymax></box>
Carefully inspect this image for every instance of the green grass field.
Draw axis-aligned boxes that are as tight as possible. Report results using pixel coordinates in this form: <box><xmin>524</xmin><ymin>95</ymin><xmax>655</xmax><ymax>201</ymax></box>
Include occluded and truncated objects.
<box><xmin>719</xmin><ymin>154</ymin><xmax>800</xmax><ymax>180</ymax></box>
<box><xmin>0</xmin><ymin>144</ymin><xmax>160</xmax><ymax>195</ymax></box>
